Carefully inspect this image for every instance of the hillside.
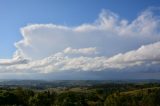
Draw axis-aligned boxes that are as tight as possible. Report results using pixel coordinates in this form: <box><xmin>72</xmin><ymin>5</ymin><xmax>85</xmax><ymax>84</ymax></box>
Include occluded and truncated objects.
<box><xmin>0</xmin><ymin>82</ymin><xmax>160</xmax><ymax>106</ymax></box>
<box><xmin>105</xmin><ymin>87</ymin><xmax>160</xmax><ymax>106</ymax></box>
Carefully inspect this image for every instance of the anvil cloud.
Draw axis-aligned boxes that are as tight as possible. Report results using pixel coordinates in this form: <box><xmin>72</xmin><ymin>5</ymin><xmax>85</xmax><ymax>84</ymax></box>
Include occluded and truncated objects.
<box><xmin>0</xmin><ymin>8</ymin><xmax>160</xmax><ymax>79</ymax></box>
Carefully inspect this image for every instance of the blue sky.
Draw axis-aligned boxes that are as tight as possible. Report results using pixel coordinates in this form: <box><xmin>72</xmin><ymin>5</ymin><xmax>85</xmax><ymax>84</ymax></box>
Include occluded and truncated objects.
<box><xmin>0</xmin><ymin>0</ymin><xmax>159</xmax><ymax>58</ymax></box>
<box><xmin>0</xmin><ymin>0</ymin><xmax>160</xmax><ymax>79</ymax></box>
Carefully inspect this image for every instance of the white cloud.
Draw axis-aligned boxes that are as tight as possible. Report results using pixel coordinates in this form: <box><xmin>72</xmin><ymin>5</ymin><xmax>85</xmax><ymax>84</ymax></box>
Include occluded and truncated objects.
<box><xmin>0</xmin><ymin>8</ymin><xmax>160</xmax><ymax>77</ymax></box>
<box><xmin>0</xmin><ymin>50</ymin><xmax>29</xmax><ymax>66</ymax></box>
<box><xmin>14</xmin><ymin>8</ymin><xmax>160</xmax><ymax>60</ymax></box>
<box><xmin>63</xmin><ymin>47</ymin><xmax>98</xmax><ymax>56</ymax></box>
<box><xmin>106</xmin><ymin>41</ymin><xmax>160</xmax><ymax>69</ymax></box>
<box><xmin>2</xmin><ymin>41</ymin><xmax>160</xmax><ymax>74</ymax></box>
<box><xmin>107</xmin><ymin>42</ymin><xmax>160</xmax><ymax>63</ymax></box>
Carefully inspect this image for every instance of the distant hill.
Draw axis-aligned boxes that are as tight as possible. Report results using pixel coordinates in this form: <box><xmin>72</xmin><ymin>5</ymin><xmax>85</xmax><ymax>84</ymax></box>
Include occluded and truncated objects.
<box><xmin>0</xmin><ymin>79</ymin><xmax>160</xmax><ymax>89</ymax></box>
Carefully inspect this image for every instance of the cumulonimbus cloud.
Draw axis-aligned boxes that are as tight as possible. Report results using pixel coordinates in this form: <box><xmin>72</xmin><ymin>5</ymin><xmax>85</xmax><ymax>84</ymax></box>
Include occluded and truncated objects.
<box><xmin>0</xmin><ymin>7</ymin><xmax>160</xmax><ymax>75</ymax></box>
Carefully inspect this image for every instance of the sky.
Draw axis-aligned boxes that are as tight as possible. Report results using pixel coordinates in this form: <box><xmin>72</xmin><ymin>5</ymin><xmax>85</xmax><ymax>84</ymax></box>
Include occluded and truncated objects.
<box><xmin>0</xmin><ymin>0</ymin><xmax>160</xmax><ymax>79</ymax></box>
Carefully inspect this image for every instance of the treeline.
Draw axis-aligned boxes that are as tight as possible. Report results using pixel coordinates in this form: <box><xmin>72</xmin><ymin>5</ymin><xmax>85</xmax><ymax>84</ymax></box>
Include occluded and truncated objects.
<box><xmin>0</xmin><ymin>83</ymin><xmax>160</xmax><ymax>106</ymax></box>
<box><xmin>0</xmin><ymin>87</ymin><xmax>102</xmax><ymax>106</ymax></box>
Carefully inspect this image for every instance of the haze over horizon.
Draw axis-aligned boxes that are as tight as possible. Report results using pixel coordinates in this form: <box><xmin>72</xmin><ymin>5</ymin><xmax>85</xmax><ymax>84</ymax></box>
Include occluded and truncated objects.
<box><xmin>0</xmin><ymin>0</ymin><xmax>160</xmax><ymax>80</ymax></box>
